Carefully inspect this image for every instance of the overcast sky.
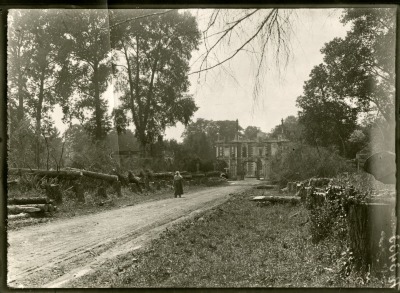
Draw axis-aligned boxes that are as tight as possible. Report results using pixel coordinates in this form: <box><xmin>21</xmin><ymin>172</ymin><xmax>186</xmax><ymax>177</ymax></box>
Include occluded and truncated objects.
<box><xmin>53</xmin><ymin>9</ymin><xmax>350</xmax><ymax>142</ymax></box>
<box><xmin>163</xmin><ymin>9</ymin><xmax>350</xmax><ymax>141</ymax></box>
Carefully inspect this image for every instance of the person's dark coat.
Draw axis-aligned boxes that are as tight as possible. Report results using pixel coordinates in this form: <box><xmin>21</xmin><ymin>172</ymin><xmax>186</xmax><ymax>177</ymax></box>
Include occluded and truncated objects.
<box><xmin>174</xmin><ymin>174</ymin><xmax>184</xmax><ymax>197</ymax></box>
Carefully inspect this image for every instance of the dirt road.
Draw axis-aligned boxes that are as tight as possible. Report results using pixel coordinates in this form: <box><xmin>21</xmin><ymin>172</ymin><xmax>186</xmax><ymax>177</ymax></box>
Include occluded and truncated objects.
<box><xmin>8</xmin><ymin>180</ymin><xmax>258</xmax><ymax>288</ymax></box>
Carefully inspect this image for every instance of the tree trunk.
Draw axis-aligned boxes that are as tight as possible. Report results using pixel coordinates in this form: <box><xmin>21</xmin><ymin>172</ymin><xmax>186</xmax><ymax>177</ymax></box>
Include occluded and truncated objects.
<box><xmin>251</xmin><ymin>195</ymin><xmax>300</xmax><ymax>204</ymax></box>
<box><xmin>35</xmin><ymin>70</ymin><xmax>46</xmax><ymax>169</ymax></box>
<box><xmin>347</xmin><ymin>203</ymin><xmax>395</xmax><ymax>273</ymax></box>
<box><xmin>8</xmin><ymin>213</ymin><xmax>30</xmax><ymax>220</ymax></box>
<box><xmin>93</xmin><ymin>63</ymin><xmax>103</xmax><ymax>140</ymax></box>
<box><xmin>73</xmin><ymin>182</ymin><xmax>85</xmax><ymax>203</ymax></box>
<box><xmin>8</xmin><ymin>197</ymin><xmax>51</xmax><ymax>205</ymax></box>
<box><xmin>8</xmin><ymin>205</ymin><xmax>47</xmax><ymax>214</ymax></box>
<box><xmin>9</xmin><ymin>168</ymin><xmax>82</xmax><ymax>179</ymax></box>
<box><xmin>17</xmin><ymin>52</ymin><xmax>24</xmax><ymax>122</ymax></box>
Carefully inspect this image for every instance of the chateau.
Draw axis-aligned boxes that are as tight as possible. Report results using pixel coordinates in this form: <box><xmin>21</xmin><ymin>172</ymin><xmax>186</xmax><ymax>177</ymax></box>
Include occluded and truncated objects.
<box><xmin>215</xmin><ymin>126</ymin><xmax>290</xmax><ymax>181</ymax></box>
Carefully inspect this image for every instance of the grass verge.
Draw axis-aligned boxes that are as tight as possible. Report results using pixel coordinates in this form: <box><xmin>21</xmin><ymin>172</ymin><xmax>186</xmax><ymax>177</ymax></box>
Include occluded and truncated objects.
<box><xmin>66</xmin><ymin>188</ymin><xmax>388</xmax><ymax>288</ymax></box>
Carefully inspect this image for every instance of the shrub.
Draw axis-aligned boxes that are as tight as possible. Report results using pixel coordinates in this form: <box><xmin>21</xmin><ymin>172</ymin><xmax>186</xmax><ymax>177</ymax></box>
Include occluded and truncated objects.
<box><xmin>308</xmin><ymin>185</ymin><xmax>369</xmax><ymax>243</ymax></box>
<box><xmin>271</xmin><ymin>143</ymin><xmax>353</xmax><ymax>186</ymax></box>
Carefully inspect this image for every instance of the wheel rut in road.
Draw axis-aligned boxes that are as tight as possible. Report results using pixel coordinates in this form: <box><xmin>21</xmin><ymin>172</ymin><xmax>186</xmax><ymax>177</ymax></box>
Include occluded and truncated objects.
<box><xmin>8</xmin><ymin>182</ymin><xmax>257</xmax><ymax>288</ymax></box>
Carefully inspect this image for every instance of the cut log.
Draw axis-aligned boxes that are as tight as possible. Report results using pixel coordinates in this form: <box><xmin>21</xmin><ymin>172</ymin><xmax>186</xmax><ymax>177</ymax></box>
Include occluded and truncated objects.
<box><xmin>7</xmin><ymin>179</ymin><xmax>19</xmax><ymax>185</ymax></box>
<box><xmin>80</xmin><ymin>170</ymin><xmax>118</xmax><ymax>182</ymax></box>
<box><xmin>192</xmin><ymin>173</ymin><xmax>205</xmax><ymax>178</ymax></box>
<box><xmin>8</xmin><ymin>197</ymin><xmax>50</xmax><ymax>205</ymax></box>
<box><xmin>251</xmin><ymin>196</ymin><xmax>300</xmax><ymax>204</ymax></box>
<box><xmin>8</xmin><ymin>205</ymin><xmax>43</xmax><ymax>214</ymax></box>
<box><xmin>73</xmin><ymin>183</ymin><xmax>85</xmax><ymax>203</ymax></box>
<box><xmin>9</xmin><ymin>168</ymin><xmax>82</xmax><ymax>179</ymax></box>
<box><xmin>8</xmin><ymin>213</ymin><xmax>30</xmax><ymax>220</ymax></box>
<box><xmin>347</xmin><ymin>203</ymin><xmax>395</xmax><ymax>273</ymax></box>
<box><xmin>45</xmin><ymin>184</ymin><xmax>63</xmax><ymax>204</ymax></box>
<box><xmin>255</xmin><ymin>185</ymin><xmax>276</xmax><ymax>190</ymax></box>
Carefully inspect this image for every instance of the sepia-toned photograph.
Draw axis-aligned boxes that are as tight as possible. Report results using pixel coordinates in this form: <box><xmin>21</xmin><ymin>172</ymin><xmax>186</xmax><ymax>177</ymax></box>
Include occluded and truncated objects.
<box><xmin>5</xmin><ymin>6</ymin><xmax>397</xmax><ymax>288</ymax></box>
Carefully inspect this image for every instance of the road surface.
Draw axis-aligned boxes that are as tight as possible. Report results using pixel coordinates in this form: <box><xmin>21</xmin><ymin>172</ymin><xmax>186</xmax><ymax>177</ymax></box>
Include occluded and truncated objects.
<box><xmin>8</xmin><ymin>180</ymin><xmax>258</xmax><ymax>288</ymax></box>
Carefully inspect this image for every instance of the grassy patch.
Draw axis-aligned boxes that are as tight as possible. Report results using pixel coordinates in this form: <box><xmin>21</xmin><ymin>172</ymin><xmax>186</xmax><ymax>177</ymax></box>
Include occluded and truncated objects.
<box><xmin>67</xmin><ymin>189</ymin><xmax>388</xmax><ymax>288</ymax></box>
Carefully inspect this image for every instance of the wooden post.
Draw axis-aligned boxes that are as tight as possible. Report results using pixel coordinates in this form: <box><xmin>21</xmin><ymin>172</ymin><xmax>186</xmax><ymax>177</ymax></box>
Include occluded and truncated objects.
<box><xmin>73</xmin><ymin>182</ymin><xmax>85</xmax><ymax>203</ymax></box>
<box><xmin>347</xmin><ymin>202</ymin><xmax>395</xmax><ymax>274</ymax></box>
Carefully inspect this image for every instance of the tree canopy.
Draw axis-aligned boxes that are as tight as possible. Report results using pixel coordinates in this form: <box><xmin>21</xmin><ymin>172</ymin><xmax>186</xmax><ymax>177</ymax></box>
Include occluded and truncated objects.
<box><xmin>110</xmin><ymin>9</ymin><xmax>201</xmax><ymax>155</ymax></box>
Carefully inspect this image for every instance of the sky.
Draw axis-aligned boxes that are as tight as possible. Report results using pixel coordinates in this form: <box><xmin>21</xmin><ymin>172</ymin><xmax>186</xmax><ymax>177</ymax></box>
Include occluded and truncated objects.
<box><xmin>53</xmin><ymin>8</ymin><xmax>350</xmax><ymax>142</ymax></box>
<box><xmin>163</xmin><ymin>9</ymin><xmax>350</xmax><ymax>141</ymax></box>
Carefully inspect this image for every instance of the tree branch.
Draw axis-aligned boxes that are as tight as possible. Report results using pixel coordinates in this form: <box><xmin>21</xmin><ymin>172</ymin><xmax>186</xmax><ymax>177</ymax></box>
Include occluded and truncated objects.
<box><xmin>190</xmin><ymin>9</ymin><xmax>277</xmax><ymax>75</ymax></box>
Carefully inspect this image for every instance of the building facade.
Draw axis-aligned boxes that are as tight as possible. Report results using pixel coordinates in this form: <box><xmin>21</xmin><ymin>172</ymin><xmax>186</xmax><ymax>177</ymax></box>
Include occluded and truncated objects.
<box><xmin>215</xmin><ymin>133</ymin><xmax>290</xmax><ymax>181</ymax></box>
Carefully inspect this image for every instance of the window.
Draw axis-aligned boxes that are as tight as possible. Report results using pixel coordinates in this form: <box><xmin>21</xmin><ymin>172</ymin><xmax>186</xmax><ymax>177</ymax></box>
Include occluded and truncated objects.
<box><xmin>242</xmin><ymin>146</ymin><xmax>247</xmax><ymax>157</ymax></box>
<box><xmin>218</xmin><ymin>147</ymin><xmax>223</xmax><ymax>157</ymax></box>
<box><xmin>231</xmin><ymin>146</ymin><xmax>236</xmax><ymax>158</ymax></box>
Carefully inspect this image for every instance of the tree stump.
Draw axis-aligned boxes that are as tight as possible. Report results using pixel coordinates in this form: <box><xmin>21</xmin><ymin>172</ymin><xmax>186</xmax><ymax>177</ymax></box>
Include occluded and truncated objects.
<box><xmin>113</xmin><ymin>181</ymin><xmax>122</xmax><ymax>197</ymax></box>
<box><xmin>73</xmin><ymin>183</ymin><xmax>85</xmax><ymax>203</ymax></box>
<box><xmin>97</xmin><ymin>187</ymin><xmax>107</xmax><ymax>199</ymax></box>
<box><xmin>155</xmin><ymin>181</ymin><xmax>161</xmax><ymax>190</ymax></box>
<box><xmin>347</xmin><ymin>203</ymin><xmax>395</xmax><ymax>274</ymax></box>
<box><xmin>45</xmin><ymin>184</ymin><xmax>63</xmax><ymax>204</ymax></box>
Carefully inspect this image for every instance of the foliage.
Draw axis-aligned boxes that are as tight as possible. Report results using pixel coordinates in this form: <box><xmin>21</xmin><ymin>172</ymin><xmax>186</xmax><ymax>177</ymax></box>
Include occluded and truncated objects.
<box><xmin>110</xmin><ymin>10</ymin><xmax>201</xmax><ymax>153</ymax></box>
<box><xmin>323</xmin><ymin>8</ymin><xmax>395</xmax><ymax>124</ymax></box>
<box><xmin>270</xmin><ymin>115</ymin><xmax>303</xmax><ymax>142</ymax></box>
<box><xmin>307</xmin><ymin>185</ymin><xmax>369</xmax><ymax>243</ymax></box>
<box><xmin>297</xmin><ymin>65</ymin><xmax>359</xmax><ymax>157</ymax></box>
<box><xmin>243</xmin><ymin>126</ymin><xmax>261</xmax><ymax>140</ymax></box>
<box><xmin>296</xmin><ymin>8</ymin><xmax>395</xmax><ymax>158</ymax></box>
<box><xmin>60</xmin><ymin>9</ymin><xmax>113</xmax><ymax>140</ymax></box>
<box><xmin>271</xmin><ymin>143</ymin><xmax>353</xmax><ymax>186</ymax></box>
<box><xmin>63</xmin><ymin>124</ymin><xmax>117</xmax><ymax>172</ymax></box>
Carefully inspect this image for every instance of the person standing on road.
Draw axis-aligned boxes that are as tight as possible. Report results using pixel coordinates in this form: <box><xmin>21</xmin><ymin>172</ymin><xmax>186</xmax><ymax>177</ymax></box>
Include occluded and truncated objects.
<box><xmin>174</xmin><ymin>171</ymin><xmax>184</xmax><ymax>198</ymax></box>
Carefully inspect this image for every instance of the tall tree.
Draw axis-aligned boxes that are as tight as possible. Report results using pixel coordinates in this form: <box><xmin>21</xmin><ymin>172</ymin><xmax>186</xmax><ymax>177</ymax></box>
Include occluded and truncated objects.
<box><xmin>110</xmin><ymin>9</ymin><xmax>200</xmax><ymax>155</ymax></box>
<box><xmin>321</xmin><ymin>8</ymin><xmax>395</xmax><ymax>124</ymax></box>
<box><xmin>296</xmin><ymin>65</ymin><xmax>359</xmax><ymax>156</ymax></box>
<box><xmin>7</xmin><ymin>10</ymin><xmax>32</xmax><ymax>124</ymax></box>
<box><xmin>62</xmin><ymin>9</ymin><xmax>113</xmax><ymax>140</ymax></box>
<box><xmin>9</xmin><ymin>10</ymin><xmax>72</xmax><ymax>168</ymax></box>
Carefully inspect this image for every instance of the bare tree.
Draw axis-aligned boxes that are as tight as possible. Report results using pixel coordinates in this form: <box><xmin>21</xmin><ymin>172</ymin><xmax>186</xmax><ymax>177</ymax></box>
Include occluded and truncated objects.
<box><xmin>188</xmin><ymin>9</ymin><xmax>295</xmax><ymax>100</ymax></box>
<box><xmin>108</xmin><ymin>9</ymin><xmax>295</xmax><ymax>101</ymax></box>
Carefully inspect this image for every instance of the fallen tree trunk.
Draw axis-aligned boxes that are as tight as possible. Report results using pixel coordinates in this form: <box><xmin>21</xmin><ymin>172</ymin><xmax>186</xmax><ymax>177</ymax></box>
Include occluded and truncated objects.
<box><xmin>251</xmin><ymin>195</ymin><xmax>300</xmax><ymax>204</ymax></box>
<box><xmin>8</xmin><ymin>213</ymin><xmax>30</xmax><ymax>220</ymax></box>
<box><xmin>8</xmin><ymin>168</ymin><xmax>82</xmax><ymax>179</ymax></box>
<box><xmin>8</xmin><ymin>197</ymin><xmax>51</xmax><ymax>205</ymax></box>
<box><xmin>80</xmin><ymin>170</ymin><xmax>118</xmax><ymax>182</ymax></box>
<box><xmin>255</xmin><ymin>185</ymin><xmax>276</xmax><ymax>190</ymax></box>
<box><xmin>8</xmin><ymin>205</ymin><xmax>44</xmax><ymax>214</ymax></box>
